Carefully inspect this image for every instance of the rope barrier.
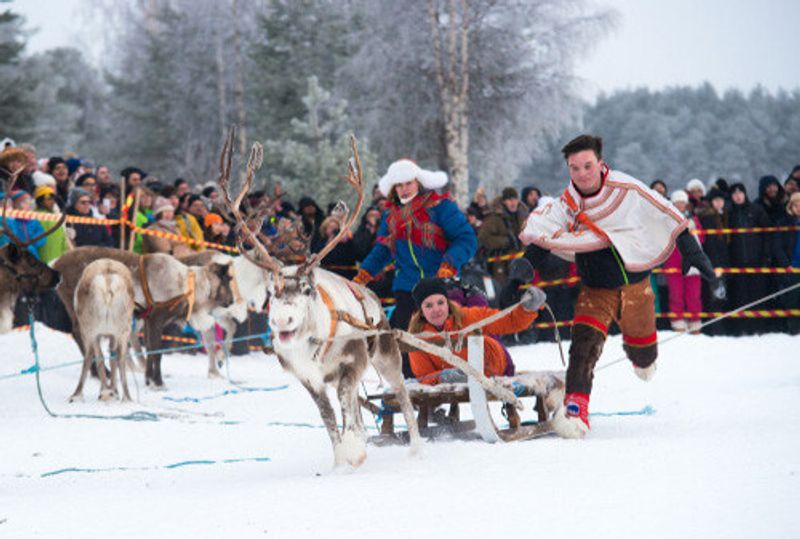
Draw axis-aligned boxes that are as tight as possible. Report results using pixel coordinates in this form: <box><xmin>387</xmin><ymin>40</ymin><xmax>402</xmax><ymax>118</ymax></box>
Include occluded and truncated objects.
<box><xmin>40</xmin><ymin>456</ymin><xmax>271</xmax><ymax>478</ymax></box>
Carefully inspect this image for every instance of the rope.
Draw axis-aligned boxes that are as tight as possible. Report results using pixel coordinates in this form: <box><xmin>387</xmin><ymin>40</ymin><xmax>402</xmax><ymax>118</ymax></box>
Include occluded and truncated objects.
<box><xmin>40</xmin><ymin>456</ymin><xmax>271</xmax><ymax>478</ymax></box>
<box><xmin>596</xmin><ymin>279</ymin><xmax>800</xmax><ymax>372</ymax></box>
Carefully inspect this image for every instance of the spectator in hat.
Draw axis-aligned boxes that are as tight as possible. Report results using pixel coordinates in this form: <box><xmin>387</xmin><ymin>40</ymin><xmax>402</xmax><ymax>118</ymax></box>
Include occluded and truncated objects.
<box><xmin>785</xmin><ymin>166</ymin><xmax>800</xmax><ymax>196</ymax></box>
<box><xmin>521</xmin><ymin>185</ymin><xmax>541</xmax><ymax>211</ymax></box>
<box><xmin>0</xmin><ymin>190</ymin><xmax>47</xmax><ymax>258</ymax></box>
<box><xmin>66</xmin><ymin>187</ymin><xmax>114</xmax><ymax>248</ymax></box>
<box><xmin>142</xmin><ymin>196</ymin><xmax>193</xmax><ymax>257</ymax></box>
<box><xmin>174</xmin><ymin>178</ymin><xmax>190</xmax><ymax>198</ymax></box>
<box><xmin>685</xmin><ymin>178</ymin><xmax>708</xmax><ymax>215</ymax></box>
<box><xmin>478</xmin><ymin>186</ymin><xmax>530</xmax><ymax>284</ymax></box>
<box><xmin>203</xmin><ymin>212</ymin><xmax>234</xmax><ymax>247</ymax></box>
<box><xmin>407</xmin><ymin>277</ymin><xmax>546</xmax><ymax>385</ymax></box>
<box><xmin>664</xmin><ymin>190</ymin><xmax>704</xmax><ymax>334</ymax></box>
<box><xmin>0</xmin><ymin>147</ymin><xmax>29</xmax><ymax>192</ymax></box>
<box><xmin>297</xmin><ymin>195</ymin><xmax>325</xmax><ymax>250</ymax></box>
<box><xmin>175</xmin><ymin>194</ymin><xmax>205</xmax><ymax>252</ymax></box>
<box><xmin>649</xmin><ymin>179</ymin><xmax>668</xmax><ymax>199</ymax></box>
<box><xmin>697</xmin><ymin>188</ymin><xmax>731</xmax><ymax>334</ymax></box>
<box><xmin>120</xmin><ymin>166</ymin><xmax>145</xmax><ymax>195</ymax></box>
<box><xmin>33</xmin><ymin>185</ymin><xmax>69</xmax><ymax>264</ymax></box>
<box><xmin>353</xmin><ymin>159</ymin><xmax>477</xmax><ymax>378</ymax></box>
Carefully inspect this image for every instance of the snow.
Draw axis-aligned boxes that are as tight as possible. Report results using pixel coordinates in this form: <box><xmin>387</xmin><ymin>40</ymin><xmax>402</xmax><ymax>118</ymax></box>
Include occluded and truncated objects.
<box><xmin>1</xmin><ymin>325</ymin><xmax>798</xmax><ymax>538</ymax></box>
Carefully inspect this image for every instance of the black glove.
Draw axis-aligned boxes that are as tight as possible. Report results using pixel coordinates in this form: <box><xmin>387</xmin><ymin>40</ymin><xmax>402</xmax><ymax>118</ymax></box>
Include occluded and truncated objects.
<box><xmin>676</xmin><ymin>230</ymin><xmax>717</xmax><ymax>282</ymax></box>
<box><xmin>710</xmin><ymin>278</ymin><xmax>727</xmax><ymax>301</ymax></box>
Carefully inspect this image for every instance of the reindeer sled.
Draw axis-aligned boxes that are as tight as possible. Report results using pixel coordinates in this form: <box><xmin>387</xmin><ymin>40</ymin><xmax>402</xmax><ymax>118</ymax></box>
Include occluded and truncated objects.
<box><xmin>362</xmin><ymin>332</ymin><xmax>565</xmax><ymax>445</ymax></box>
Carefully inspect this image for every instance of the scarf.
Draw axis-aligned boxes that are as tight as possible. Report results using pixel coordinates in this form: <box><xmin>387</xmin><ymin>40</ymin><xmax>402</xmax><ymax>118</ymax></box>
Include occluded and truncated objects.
<box><xmin>378</xmin><ymin>190</ymin><xmax>448</xmax><ymax>254</ymax></box>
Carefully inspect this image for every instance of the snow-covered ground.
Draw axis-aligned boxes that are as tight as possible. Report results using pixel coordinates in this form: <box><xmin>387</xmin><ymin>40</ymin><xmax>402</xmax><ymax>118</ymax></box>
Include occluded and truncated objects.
<box><xmin>1</xmin><ymin>324</ymin><xmax>798</xmax><ymax>538</ymax></box>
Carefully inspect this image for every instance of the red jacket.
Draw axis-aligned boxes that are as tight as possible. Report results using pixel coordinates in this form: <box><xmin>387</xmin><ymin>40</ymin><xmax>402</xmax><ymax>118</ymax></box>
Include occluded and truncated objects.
<box><xmin>410</xmin><ymin>305</ymin><xmax>538</xmax><ymax>385</ymax></box>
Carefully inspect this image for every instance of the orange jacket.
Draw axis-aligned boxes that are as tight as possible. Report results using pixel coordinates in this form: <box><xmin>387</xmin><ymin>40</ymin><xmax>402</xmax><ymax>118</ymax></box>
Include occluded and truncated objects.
<box><xmin>409</xmin><ymin>305</ymin><xmax>538</xmax><ymax>385</ymax></box>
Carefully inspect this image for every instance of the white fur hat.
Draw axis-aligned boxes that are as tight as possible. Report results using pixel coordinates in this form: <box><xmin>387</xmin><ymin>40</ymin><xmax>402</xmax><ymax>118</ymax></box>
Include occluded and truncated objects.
<box><xmin>32</xmin><ymin>170</ymin><xmax>56</xmax><ymax>188</ymax></box>
<box><xmin>378</xmin><ymin>159</ymin><xmax>448</xmax><ymax>197</ymax></box>
<box><xmin>670</xmin><ymin>189</ymin><xmax>689</xmax><ymax>204</ymax></box>
<box><xmin>685</xmin><ymin>178</ymin><xmax>705</xmax><ymax>195</ymax></box>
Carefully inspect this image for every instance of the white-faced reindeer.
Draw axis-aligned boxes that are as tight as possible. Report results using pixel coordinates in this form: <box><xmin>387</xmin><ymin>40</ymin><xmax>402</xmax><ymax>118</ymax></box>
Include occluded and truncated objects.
<box><xmin>218</xmin><ymin>131</ymin><xmax>421</xmax><ymax>468</ymax></box>
<box><xmin>70</xmin><ymin>259</ymin><xmax>135</xmax><ymax>402</ymax></box>
<box><xmin>0</xmin><ymin>174</ymin><xmax>64</xmax><ymax>332</ymax></box>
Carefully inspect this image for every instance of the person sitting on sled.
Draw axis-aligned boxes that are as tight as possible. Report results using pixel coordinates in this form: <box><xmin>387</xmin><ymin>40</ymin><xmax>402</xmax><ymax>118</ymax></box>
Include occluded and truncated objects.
<box><xmin>407</xmin><ymin>277</ymin><xmax>547</xmax><ymax>385</ymax></box>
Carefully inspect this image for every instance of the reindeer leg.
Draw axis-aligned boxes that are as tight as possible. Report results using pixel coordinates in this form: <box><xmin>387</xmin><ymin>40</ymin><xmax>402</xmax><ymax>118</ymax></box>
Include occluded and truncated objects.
<box><xmin>372</xmin><ymin>329</ymin><xmax>422</xmax><ymax>453</ymax></box>
<box><xmin>336</xmin><ymin>360</ymin><xmax>368</xmax><ymax>468</ymax></box>
<box><xmin>143</xmin><ymin>315</ymin><xmax>166</xmax><ymax>389</ymax></box>
<box><xmin>300</xmin><ymin>380</ymin><xmax>342</xmax><ymax>466</ymax></box>
<box><xmin>69</xmin><ymin>346</ymin><xmax>93</xmax><ymax>402</ymax></box>
<box><xmin>117</xmin><ymin>331</ymin><xmax>132</xmax><ymax>402</ymax></box>
<box><xmin>96</xmin><ymin>344</ymin><xmax>115</xmax><ymax>401</ymax></box>
<box><xmin>200</xmin><ymin>328</ymin><xmax>222</xmax><ymax>378</ymax></box>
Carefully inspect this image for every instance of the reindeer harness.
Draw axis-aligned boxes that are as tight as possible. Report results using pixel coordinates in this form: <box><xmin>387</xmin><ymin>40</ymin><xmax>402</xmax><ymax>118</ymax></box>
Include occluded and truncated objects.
<box><xmin>313</xmin><ymin>281</ymin><xmax>376</xmax><ymax>363</ymax></box>
<box><xmin>137</xmin><ymin>259</ymin><xmax>196</xmax><ymax>321</ymax></box>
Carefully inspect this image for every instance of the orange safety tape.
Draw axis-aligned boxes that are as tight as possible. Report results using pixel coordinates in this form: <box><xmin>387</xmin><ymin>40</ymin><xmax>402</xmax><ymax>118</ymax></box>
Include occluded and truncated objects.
<box><xmin>2</xmin><ymin>208</ymin><xmax>121</xmax><ymax>225</ymax></box>
<box><xmin>126</xmin><ymin>222</ymin><xmax>239</xmax><ymax>253</ymax></box>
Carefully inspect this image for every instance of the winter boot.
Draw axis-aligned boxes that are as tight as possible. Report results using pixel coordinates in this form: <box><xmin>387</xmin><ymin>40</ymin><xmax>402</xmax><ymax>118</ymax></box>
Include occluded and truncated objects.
<box><xmin>670</xmin><ymin>319</ymin><xmax>687</xmax><ymax>332</ymax></box>
<box><xmin>633</xmin><ymin>362</ymin><xmax>657</xmax><ymax>381</ymax></box>
<box><xmin>688</xmin><ymin>320</ymin><xmax>702</xmax><ymax>335</ymax></box>
<box><xmin>552</xmin><ymin>392</ymin><xmax>590</xmax><ymax>439</ymax></box>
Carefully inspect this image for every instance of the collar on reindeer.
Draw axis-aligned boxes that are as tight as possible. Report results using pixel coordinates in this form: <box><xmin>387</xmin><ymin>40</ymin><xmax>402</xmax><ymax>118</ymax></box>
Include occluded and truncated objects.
<box><xmin>314</xmin><ymin>285</ymin><xmax>338</xmax><ymax>362</ymax></box>
<box><xmin>137</xmin><ymin>258</ymin><xmax>196</xmax><ymax>321</ymax></box>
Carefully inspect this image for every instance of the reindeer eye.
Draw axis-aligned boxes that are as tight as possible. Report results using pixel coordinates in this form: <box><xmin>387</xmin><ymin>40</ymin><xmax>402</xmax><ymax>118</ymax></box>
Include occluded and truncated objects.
<box><xmin>303</xmin><ymin>286</ymin><xmax>313</xmax><ymax>296</ymax></box>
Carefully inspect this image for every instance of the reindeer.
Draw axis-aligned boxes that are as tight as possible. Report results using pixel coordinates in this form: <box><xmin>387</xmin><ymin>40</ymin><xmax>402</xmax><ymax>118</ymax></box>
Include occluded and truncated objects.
<box><xmin>52</xmin><ymin>248</ymin><xmax>239</xmax><ymax>388</ymax></box>
<box><xmin>70</xmin><ymin>259</ymin><xmax>136</xmax><ymax>402</ymax></box>
<box><xmin>0</xmin><ymin>174</ymin><xmax>64</xmax><ymax>332</ymax></box>
<box><xmin>218</xmin><ymin>130</ymin><xmax>421</xmax><ymax>468</ymax></box>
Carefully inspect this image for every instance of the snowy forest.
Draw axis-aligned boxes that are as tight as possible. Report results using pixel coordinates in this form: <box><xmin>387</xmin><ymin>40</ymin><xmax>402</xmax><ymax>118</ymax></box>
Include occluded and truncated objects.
<box><xmin>2</xmin><ymin>0</ymin><xmax>799</xmax><ymax>204</ymax></box>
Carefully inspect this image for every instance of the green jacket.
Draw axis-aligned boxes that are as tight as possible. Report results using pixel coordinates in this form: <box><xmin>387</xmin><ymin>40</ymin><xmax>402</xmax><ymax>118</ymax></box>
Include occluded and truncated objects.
<box><xmin>35</xmin><ymin>208</ymin><xmax>69</xmax><ymax>264</ymax></box>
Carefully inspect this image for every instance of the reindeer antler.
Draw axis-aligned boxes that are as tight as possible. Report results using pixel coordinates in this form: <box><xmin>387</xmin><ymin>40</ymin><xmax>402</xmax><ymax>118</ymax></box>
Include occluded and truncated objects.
<box><xmin>1</xmin><ymin>169</ymin><xmax>67</xmax><ymax>249</ymax></box>
<box><xmin>217</xmin><ymin>127</ymin><xmax>285</xmax><ymax>292</ymax></box>
<box><xmin>298</xmin><ymin>135</ymin><xmax>364</xmax><ymax>275</ymax></box>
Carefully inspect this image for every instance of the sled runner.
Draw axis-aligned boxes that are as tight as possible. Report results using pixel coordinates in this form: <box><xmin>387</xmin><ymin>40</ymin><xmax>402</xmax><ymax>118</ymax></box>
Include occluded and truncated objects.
<box><xmin>364</xmin><ymin>336</ymin><xmax>565</xmax><ymax>444</ymax></box>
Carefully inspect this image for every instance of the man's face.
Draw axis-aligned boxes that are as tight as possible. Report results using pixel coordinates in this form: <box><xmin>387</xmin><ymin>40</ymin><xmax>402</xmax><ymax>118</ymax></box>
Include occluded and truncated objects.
<box><xmin>503</xmin><ymin>198</ymin><xmax>520</xmax><ymax>213</ymax></box>
<box><xmin>188</xmin><ymin>199</ymin><xmax>207</xmax><ymax>218</ymax></box>
<box><xmin>765</xmin><ymin>183</ymin><xmax>779</xmax><ymax>198</ymax></box>
<box><xmin>525</xmin><ymin>191</ymin><xmax>539</xmax><ymax>208</ymax></box>
<box><xmin>128</xmin><ymin>172</ymin><xmax>142</xmax><ymax>188</ymax></box>
<box><xmin>52</xmin><ymin>163</ymin><xmax>68</xmax><ymax>182</ymax></box>
<box><xmin>302</xmin><ymin>205</ymin><xmax>316</xmax><ymax>218</ymax></box>
<box><xmin>731</xmin><ymin>190</ymin><xmax>746</xmax><ymax>205</ymax></box>
<box><xmin>786</xmin><ymin>179</ymin><xmax>799</xmax><ymax>195</ymax></box>
<box><xmin>176</xmin><ymin>183</ymin><xmax>190</xmax><ymax>197</ymax></box>
<box><xmin>567</xmin><ymin>150</ymin><xmax>603</xmax><ymax>195</ymax></box>
<box><xmin>688</xmin><ymin>188</ymin><xmax>704</xmax><ymax>200</ymax></box>
<box><xmin>96</xmin><ymin>166</ymin><xmax>110</xmax><ymax>184</ymax></box>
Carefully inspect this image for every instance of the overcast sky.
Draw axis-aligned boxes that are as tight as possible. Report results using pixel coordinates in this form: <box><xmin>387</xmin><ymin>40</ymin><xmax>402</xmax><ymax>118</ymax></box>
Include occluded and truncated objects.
<box><xmin>12</xmin><ymin>0</ymin><xmax>800</xmax><ymax>100</ymax></box>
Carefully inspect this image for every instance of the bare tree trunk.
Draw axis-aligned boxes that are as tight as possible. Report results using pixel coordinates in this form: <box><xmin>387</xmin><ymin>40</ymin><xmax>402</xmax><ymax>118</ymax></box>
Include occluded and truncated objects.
<box><xmin>214</xmin><ymin>6</ymin><xmax>228</xmax><ymax>139</ymax></box>
<box><xmin>232</xmin><ymin>0</ymin><xmax>248</xmax><ymax>171</ymax></box>
<box><xmin>428</xmin><ymin>0</ymin><xmax>470</xmax><ymax>208</ymax></box>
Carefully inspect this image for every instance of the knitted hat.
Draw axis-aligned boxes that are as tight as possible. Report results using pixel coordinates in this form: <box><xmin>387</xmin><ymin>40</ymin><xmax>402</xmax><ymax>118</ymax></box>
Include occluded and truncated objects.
<box><xmin>9</xmin><ymin>190</ymin><xmax>29</xmax><ymax>202</ymax></box>
<box><xmin>378</xmin><ymin>159</ymin><xmax>448</xmax><ymax>197</ymax></box>
<box><xmin>411</xmin><ymin>277</ymin><xmax>449</xmax><ymax>308</ymax></box>
<box><xmin>670</xmin><ymin>189</ymin><xmax>689</xmax><ymax>204</ymax></box>
<box><xmin>501</xmin><ymin>187</ymin><xmax>519</xmax><ymax>200</ymax></box>
<box><xmin>685</xmin><ymin>178</ymin><xmax>706</xmax><ymax>195</ymax></box>
<box><xmin>204</xmin><ymin>212</ymin><xmax>223</xmax><ymax>228</ymax></box>
<box><xmin>706</xmin><ymin>188</ymin><xmax>726</xmax><ymax>201</ymax></box>
<box><xmin>33</xmin><ymin>185</ymin><xmax>56</xmax><ymax>200</ymax></box>
<box><xmin>153</xmin><ymin>196</ymin><xmax>174</xmax><ymax>217</ymax></box>
<box><xmin>32</xmin><ymin>170</ymin><xmax>56</xmax><ymax>188</ymax></box>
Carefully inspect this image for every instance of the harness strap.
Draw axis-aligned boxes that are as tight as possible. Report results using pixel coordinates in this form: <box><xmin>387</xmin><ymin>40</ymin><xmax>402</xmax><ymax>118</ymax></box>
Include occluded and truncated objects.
<box><xmin>137</xmin><ymin>257</ymin><xmax>196</xmax><ymax>321</ymax></box>
<box><xmin>316</xmin><ymin>285</ymin><xmax>338</xmax><ymax>362</ymax></box>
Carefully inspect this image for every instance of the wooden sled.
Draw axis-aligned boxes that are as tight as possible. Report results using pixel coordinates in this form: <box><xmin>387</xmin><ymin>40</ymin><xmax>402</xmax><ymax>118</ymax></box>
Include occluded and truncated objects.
<box><xmin>363</xmin><ymin>335</ymin><xmax>565</xmax><ymax>444</ymax></box>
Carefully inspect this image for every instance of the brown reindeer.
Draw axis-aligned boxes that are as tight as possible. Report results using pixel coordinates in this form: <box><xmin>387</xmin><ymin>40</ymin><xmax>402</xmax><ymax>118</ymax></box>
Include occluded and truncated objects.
<box><xmin>219</xmin><ymin>130</ymin><xmax>421</xmax><ymax>468</ymax></box>
<box><xmin>70</xmin><ymin>259</ymin><xmax>136</xmax><ymax>402</ymax></box>
<box><xmin>52</xmin><ymin>248</ymin><xmax>237</xmax><ymax>388</ymax></box>
<box><xmin>0</xmin><ymin>173</ymin><xmax>64</xmax><ymax>332</ymax></box>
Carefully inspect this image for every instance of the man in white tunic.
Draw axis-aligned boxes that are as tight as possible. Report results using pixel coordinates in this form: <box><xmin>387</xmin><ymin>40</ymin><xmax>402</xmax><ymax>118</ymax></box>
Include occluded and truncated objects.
<box><xmin>517</xmin><ymin>135</ymin><xmax>724</xmax><ymax>438</ymax></box>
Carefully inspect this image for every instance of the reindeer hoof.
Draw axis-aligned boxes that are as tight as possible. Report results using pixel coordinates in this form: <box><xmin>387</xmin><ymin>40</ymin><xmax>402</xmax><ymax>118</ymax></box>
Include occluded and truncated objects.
<box><xmin>208</xmin><ymin>369</ymin><xmax>223</xmax><ymax>379</ymax></box>
<box><xmin>68</xmin><ymin>394</ymin><xmax>83</xmax><ymax>403</ymax></box>
<box><xmin>335</xmin><ymin>432</ymin><xmax>368</xmax><ymax>469</ymax></box>
<box><xmin>98</xmin><ymin>389</ymin><xmax>116</xmax><ymax>401</ymax></box>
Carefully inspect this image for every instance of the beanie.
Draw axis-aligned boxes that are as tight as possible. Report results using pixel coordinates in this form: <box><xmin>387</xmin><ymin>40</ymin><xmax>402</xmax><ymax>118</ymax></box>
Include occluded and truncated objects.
<box><xmin>411</xmin><ymin>277</ymin><xmax>449</xmax><ymax>308</ymax></box>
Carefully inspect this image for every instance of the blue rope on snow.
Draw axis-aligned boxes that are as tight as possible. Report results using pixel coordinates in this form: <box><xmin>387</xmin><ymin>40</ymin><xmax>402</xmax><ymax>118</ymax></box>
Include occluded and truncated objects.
<box><xmin>589</xmin><ymin>405</ymin><xmax>656</xmax><ymax>418</ymax></box>
<box><xmin>40</xmin><ymin>456</ymin><xmax>271</xmax><ymax>478</ymax></box>
<box><xmin>162</xmin><ymin>384</ymin><xmax>289</xmax><ymax>403</ymax></box>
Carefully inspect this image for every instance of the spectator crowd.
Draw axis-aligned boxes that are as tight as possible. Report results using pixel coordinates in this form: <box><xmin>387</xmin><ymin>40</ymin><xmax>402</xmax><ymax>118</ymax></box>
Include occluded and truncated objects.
<box><xmin>1</xmin><ymin>140</ymin><xmax>798</xmax><ymax>340</ymax></box>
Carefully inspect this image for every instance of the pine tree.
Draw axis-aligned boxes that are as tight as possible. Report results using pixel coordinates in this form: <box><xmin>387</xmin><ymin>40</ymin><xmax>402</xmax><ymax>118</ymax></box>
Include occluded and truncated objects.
<box><xmin>264</xmin><ymin>76</ymin><xmax>376</xmax><ymax>209</ymax></box>
<box><xmin>0</xmin><ymin>4</ymin><xmax>36</xmax><ymax>141</ymax></box>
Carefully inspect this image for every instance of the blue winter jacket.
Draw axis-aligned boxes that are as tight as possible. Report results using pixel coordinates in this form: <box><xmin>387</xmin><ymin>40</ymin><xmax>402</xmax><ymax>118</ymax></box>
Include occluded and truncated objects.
<box><xmin>360</xmin><ymin>195</ymin><xmax>477</xmax><ymax>292</ymax></box>
<box><xmin>0</xmin><ymin>217</ymin><xmax>47</xmax><ymax>259</ymax></box>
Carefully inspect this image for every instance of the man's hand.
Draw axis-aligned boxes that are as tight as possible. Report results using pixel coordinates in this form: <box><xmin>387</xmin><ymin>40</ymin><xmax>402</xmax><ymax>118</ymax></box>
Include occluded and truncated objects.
<box><xmin>710</xmin><ymin>277</ymin><xmax>726</xmax><ymax>301</ymax></box>
<box><xmin>520</xmin><ymin>286</ymin><xmax>547</xmax><ymax>311</ymax></box>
